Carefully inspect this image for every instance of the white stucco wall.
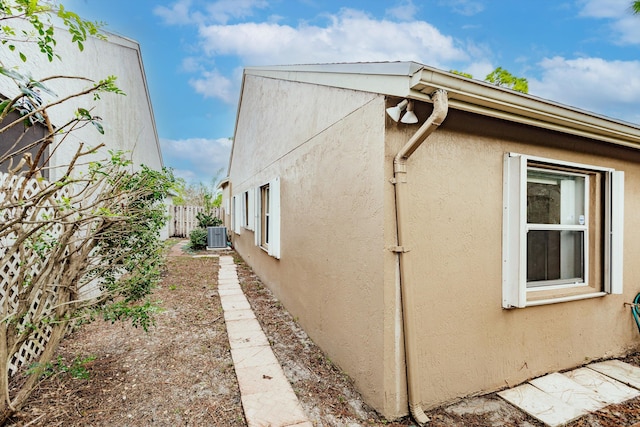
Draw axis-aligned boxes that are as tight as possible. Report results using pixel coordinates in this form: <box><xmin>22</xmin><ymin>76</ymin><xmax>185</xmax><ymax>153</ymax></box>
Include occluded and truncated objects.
<box><xmin>0</xmin><ymin>18</ymin><xmax>162</xmax><ymax>179</ymax></box>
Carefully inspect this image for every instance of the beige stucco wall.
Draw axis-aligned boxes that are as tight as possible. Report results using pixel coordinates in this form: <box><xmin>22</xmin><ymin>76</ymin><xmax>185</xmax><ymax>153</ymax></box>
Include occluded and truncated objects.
<box><xmin>230</xmin><ymin>75</ymin><xmax>640</xmax><ymax>418</ymax></box>
<box><xmin>0</xmin><ymin>19</ymin><xmax>162</xmax><ymax>178</ymax></box>
<box><xmin>395</xmin><ymin>108</ymin><xmax>640</xmax><ymax>409</ymax></box>
<box><xmin>229</xmin><ymin>75</ymin><xmax>408</xmax><ymax>416</ymax></box>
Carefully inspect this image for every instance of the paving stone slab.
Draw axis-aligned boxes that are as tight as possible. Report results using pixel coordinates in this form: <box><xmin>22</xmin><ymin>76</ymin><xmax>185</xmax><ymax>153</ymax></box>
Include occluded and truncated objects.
<box><xmin>218</xmin><ymin>287</ymin><xmax>244</xmax><ymax>296</ymax></box>
<box><xmin>565</xmin><ymin>367</ymin><xmax>640</xmax><ymax>404</ymax></box>
<box><xmin>225</xmin><ymin>318</ymin><xmax>265</xmax><ymax>336</ymax></box>
<box><xmin>231</xmin><ymin>345</ymin><xmax>281</xmax><ymax>370</ymax></box>
<box><xmin>234</xmin><ymin>362</ymin><xmax>293</xmax><ymax>396</ymax></box>
<box><xmin>499</xmin><ymin>383</ymin><xmax>586</xmax><ymax>427</ymax></box>
<box><xmin>529</xmin><ymin>372</ymin><xmax>608</xmax><ymax>412</ymax></box>
<box><xmin>588</xmin><ymin>360</ymin><xmax>640</xmax><ymax>390</ymax></box>
<box><xmin>223</xmin><ymin>308</ymin><xmax>256</xmax><ymax>321</ymax></box>
<box><xmin>228</xmin><ymin>326</ymin><xmax>271</xmax><ymax>350</ymax></box>
<box><xmin>220</xmin><ymin>297</ymin><xmax>252</xmax><ymax>312</ymax></box>
<box><xmin>242</xmin><ymin>389</ymin><xmax>309</xmax><ymax>427</ymax></box>
<box><xmin>218</xmin><ymin>282</ymin><xmax>241</xmax><ymax>290</ymax></box>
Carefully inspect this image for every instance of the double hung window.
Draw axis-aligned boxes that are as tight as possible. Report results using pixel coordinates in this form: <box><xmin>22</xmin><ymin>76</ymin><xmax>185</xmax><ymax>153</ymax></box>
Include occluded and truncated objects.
<box><xmin>254</xmin><ymin>177</ymin><xmax>280</xmax><ymax>258</ymax></box>
<box><xmin>503</xmin><ymin>153</ymin><xmax>624</xmax><ymax>308</ymax></box>
<box><xmin>231</xmin><ymin>177</ymin><xmax>281</xmax><ymax>259</ymax></box>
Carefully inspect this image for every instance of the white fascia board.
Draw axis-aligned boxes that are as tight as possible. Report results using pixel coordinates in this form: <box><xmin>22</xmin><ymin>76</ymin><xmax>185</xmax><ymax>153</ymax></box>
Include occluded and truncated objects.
<box><xmin>245</xmin><ymin>68</ymin><xmax>415</xmax><ymax>99</ymax></box>
<box><xmin>410</xmin><ymin>68</ymin><xmax>640</xmax><ymax>149</ymax></box>
<box><xmin>244</xmin><ymin>62</ymin><xmax>640</xmax><ymax>149</ymax></box>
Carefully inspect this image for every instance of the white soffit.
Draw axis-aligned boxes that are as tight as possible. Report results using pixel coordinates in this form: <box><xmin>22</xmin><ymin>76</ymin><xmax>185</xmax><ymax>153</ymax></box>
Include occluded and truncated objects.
<box><xmin>245</xmin><ymin>62</ymin><xmax>640</xmax><ymax>150</ymax></box>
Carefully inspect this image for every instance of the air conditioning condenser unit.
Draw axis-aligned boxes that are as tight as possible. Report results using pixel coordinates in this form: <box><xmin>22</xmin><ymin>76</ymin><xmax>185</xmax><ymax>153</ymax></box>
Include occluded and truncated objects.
<box><xmin>207</xmin><ymin>226</ymin><xmax>227</xmax><ymax>249</ymax></box>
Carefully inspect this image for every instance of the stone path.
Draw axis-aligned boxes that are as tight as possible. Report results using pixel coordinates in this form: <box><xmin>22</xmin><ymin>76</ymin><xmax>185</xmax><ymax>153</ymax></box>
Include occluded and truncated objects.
<box><xmin>217</xmin><ymin>255</ymin><xmax>312</xmax><ymax>427</ymax></box>
<box><xmin>176</xmin><ymin>242</ymin><xmax>640</xmax><ymax>426</ymax></box>
<box><xmin>499</xmin><ymin>360</ymin><xmax>640</xmax><ymax>426</ymax></box>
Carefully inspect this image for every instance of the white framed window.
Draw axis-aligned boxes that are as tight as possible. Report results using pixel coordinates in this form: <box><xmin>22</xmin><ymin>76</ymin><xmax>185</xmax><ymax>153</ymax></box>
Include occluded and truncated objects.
<box><xmin>254</xmin><ymin>177</ymin><xmax>281</xmax><ymax>259</ymax></box>
<box><xmin>503</xmin><ymin>153</ymin><xmax>624</xmax><ymax>308</ymax></box>
<box><xmin>241</xmin><ymin>189</ymin><xmax>255</xmax><ymax>230</ymax></box>
<box><xmin>232</xmin><ymin>194</ymin><xmax>241</xmax><ymax>234</ymax></box>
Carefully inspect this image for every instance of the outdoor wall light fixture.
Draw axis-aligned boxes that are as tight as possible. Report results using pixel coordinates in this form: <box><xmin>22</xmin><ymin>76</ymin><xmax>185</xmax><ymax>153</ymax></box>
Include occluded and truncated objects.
<box><xmin>386</xmin><ymin>99</ymin><xmax>418</xmax><ymax>124</ymax></box>
<box><xmin>400</xmin><ymin>100</ymin><xmax>418</xmax><ymax>124</ymax></box>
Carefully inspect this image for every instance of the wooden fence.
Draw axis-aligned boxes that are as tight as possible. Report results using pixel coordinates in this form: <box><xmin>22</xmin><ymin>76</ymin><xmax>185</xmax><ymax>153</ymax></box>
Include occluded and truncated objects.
<box><xmin>168</xmin><ymin>205</ymin><xmax>222</xmax><ymax>237</ymax></box>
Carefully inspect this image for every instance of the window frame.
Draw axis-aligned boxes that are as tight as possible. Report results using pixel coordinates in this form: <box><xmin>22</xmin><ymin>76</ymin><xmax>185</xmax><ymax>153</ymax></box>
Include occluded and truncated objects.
<box><xmin>525</xmin><ymin>167</ymin><xmax>589</xmax><ymax>290</ymax></box>
<box><xmin>241</xmin><ymin>189</ymin><xmax>255</xmax><ymax>230</ymax></box>
<box><xmin>254</xmin><ymin>177</ymin><xmax>281</xmax><ymax>259</ymax></box>
<box><xmin>502</xmin><ymin>153</ymin><xmax>624</xmax><ymax>308</ymax></box>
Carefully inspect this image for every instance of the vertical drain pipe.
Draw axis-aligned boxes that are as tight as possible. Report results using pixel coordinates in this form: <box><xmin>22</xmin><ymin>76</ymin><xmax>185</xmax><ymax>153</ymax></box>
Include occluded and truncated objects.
<box><xmin>393</xmin><ymin>89</ymin><xmax>448</xmax><ymax>425</ymax></box>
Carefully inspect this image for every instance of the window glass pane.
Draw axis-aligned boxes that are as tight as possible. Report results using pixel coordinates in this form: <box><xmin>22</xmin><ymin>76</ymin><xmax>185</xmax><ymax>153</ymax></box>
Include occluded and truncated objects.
<box><xmin>527</xmin><ymin>170</ymin><xmax>585</xmax><ymax>225</ymax></box>
<box><xmin>527</xmin><ymin>230</ymin><xmax>584</xmax><ymax>286</ymax></box>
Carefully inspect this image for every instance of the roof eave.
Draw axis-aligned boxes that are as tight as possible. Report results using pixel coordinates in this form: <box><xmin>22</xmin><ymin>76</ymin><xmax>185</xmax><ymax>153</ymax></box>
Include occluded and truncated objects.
<box><xmin>244</xmin><ymin>62</ymin><xmax>640</xmax><ymax>150</ymax></box>
<box><xmin>410</xmin><ymin>69</ymin><xmax>640</xmax><ymax>149</ymax></box>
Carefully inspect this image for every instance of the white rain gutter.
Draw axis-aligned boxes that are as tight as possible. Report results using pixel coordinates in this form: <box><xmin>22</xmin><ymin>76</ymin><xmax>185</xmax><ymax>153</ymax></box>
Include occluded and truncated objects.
<box><xmin>392</xmin><ymin>89</ymin><xmax>448</xmax><ymax>425</ymax></box>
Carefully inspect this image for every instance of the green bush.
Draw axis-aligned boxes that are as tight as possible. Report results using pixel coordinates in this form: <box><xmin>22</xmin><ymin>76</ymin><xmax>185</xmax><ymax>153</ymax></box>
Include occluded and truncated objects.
<box><xmin>189</xmin><ymin>227</ymin><xmax>208</xmax><ymax>250</ymax></box>
<box><xmin>196</xmin><ymin>211</ymin><xmax>223</xmax><ymax>228</ymax></box>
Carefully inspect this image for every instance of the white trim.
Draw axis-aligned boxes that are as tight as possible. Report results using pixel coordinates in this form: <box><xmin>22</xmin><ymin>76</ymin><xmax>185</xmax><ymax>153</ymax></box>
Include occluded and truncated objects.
<box><xmin>268</xmin><ymin>177</ymin><xmax>281</xmax><ymax>259</ymax></box>
<box><xmin>254</xmin><ymin>186</ymin><xmax>261</xmax><ymax>246</ymax></box>
<box><xmin>525</xmin><ymin>292</ymin><xmax>607</xmax><ymax>307</ymax></box>
<box><xmin>502</xmin><ymin>154</ymin><xmax>526</xmax><ymax>308</ymax></box>
<box><xmin>232</xmin><ymin>195</ymin><xmax>241</xmax><ymax>235</ymax></box>
<box><xmin>607</xmin><ymin>171</ymin><xmax>625</xmax><ymax>294</ymax></box>
<box><xmin>244</xmin><ymin>62</ymin><xmax>640</xmax><ymax>150</ymax></box>
<box><xmin>503</xmin><ymin>153</ymin><xmax>623</xmax><ymax>308</ymax></box>
<box><xmin>247</xmin><ymin>188</ymin><xmax>255</xmax><ymax>231</ymax></box>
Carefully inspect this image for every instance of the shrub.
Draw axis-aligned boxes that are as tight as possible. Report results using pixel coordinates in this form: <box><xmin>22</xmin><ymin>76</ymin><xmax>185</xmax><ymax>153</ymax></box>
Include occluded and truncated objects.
<box><xmin>196</xmin><ymin>211</ymin><xmax>223</xmax><ymax>228</ymax></box>
<box><xmin>189</xmin><ymin>227</ymin><xmax>208</xmax><ymax>250</ymax></box>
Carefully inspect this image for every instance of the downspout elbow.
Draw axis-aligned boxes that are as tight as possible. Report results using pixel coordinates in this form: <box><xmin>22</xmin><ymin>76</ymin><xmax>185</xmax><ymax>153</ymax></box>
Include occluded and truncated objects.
<box><xmin>393</xmin><ymin>89</ymin><xmax>449</xmax><ymax>175</ymax></box>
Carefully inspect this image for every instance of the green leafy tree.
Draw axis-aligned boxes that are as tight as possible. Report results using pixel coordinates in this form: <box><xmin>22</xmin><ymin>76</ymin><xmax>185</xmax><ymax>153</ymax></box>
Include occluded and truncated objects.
<box><xmin>485</xmin><ymin>67</ymin><xmax>529</xmax><ymax>93</ymax></box>
<box><xmin>172</xmin><ymin>169</ymin><xmax>224</xmax><ymax>210</ymax></box>
<box><xmin>0</xmin><ymin>1</ymin><xmax>174</xmax><ymax>421</ymax></box>
<box><xmin>633</xmin><ymin>1</ymin><xmax>640</xmax><ymax>14</ymax></box>
<box><xmin>449</xmin><ymin>67</ymin><xmax>529</xmax><ymax>94</ymax></box>
<box><xmin>449</xmin><ymin>69</ymin><xmax>473</xmax><ymax>79</ymax></box>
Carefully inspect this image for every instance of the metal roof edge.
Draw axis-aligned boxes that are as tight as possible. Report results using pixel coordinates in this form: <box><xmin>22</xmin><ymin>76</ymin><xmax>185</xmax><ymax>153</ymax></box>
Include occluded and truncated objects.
<box><xmin>411</xmin><ymin>68</ymin><xmax>640</xmax><ymax>149</ymax></box>
<box><xmin>244</xmin><ymin>62</ymin><xmax>640</xmax><ymax>149</ymax></box>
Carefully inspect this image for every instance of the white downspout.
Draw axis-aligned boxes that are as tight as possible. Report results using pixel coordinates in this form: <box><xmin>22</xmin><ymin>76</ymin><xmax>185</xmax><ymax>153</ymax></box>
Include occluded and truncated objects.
<box><xmin>392</xmin><ymin>89</ymin><xmax>448</xmax><ymax>425</ymax></box>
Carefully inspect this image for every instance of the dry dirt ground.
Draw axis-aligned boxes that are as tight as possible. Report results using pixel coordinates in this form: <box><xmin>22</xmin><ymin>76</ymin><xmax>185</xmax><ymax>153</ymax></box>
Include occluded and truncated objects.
<box><xmin>6</xmin><ymin>240</ymin><xmax>640</xmax><ymax>426</ymax></box>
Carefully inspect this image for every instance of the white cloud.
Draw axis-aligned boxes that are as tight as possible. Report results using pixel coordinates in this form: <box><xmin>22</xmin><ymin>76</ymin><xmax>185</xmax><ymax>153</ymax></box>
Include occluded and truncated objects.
<box><xmin>386</xmin><ymin>0</ymin><xmax>419</xmax><ymax>21</ymax></box>
<box><xmin>153</xmin><ymin>0</ymin><xmax>197</xmax><ymax>25</ymax></box>
<box><xmin>438</xmin><ymin>0</ymin><xmax>484</xmax><ymax>16</ymax></box>
<box><xmin>529</xmin><ymin>56</ymin><xmax>640</xmax><ymax>123</ymax></box>
<box><xmin>578</xmin><ymin>0</ymin><xmax>630</xmax><ymax>18</ymax></box>
<box><xmin>160</xmin><ymin>137</ymin><xmax>232</xmax><ymax>183</ymax></box>
<box><xmin>197</xmin><ymin>8</ymin><xmax>468</xmax><ymax>67</ymax></box>
<box><xmin>578</xmin><ymin>0</ymin><xmax>640</xmax><ymax>44</ymax></box>
<box><xmin>612</xmin><ymin>16</ymin><xmax>640</xmax><ymax>44</ymax></box>
<box><xmin>189</xmin><ymin>70</ymin><xmax>234</xmax><ymax>102</ymax></box>
<box><xmin>154</xmin><ymin>0</ymin><xmax>268</xmax><ymax>25</ymax></box>
<box><xmin>205</xmin><ymin>0</ymin><xmax>269</xmax><ymax>24</ymax></box>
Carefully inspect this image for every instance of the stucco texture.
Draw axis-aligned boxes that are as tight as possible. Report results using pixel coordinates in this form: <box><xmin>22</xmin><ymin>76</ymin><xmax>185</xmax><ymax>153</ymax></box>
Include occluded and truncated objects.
<box><xmin>397</xmin><ymin>108</ymin><xmax>640</xmax><ymax>409</ymax></box>
<box><xmin>229</xmin><ymin>75</ymin><xmax>640</xmax><ymax>419</ymax></box>
<box><xmin>228</xmin><ymin>76</ymin><xmax>405</xmax><ymax>415</ymax></box>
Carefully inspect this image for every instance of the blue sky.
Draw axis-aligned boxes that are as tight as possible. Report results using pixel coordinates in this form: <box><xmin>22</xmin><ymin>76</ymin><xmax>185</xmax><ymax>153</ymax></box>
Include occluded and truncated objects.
<box><xmin>64</xmin><ymin>0</ymin><xmax>640</xmax><ymax>184</ymax></box>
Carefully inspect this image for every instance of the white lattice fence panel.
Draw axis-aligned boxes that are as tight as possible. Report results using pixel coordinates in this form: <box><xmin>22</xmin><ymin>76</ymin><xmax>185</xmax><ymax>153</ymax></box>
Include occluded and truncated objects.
<box><xmin>0</xmin><ymin>172</ymin><xmax>70</xmax><ymax>376</ymax></box>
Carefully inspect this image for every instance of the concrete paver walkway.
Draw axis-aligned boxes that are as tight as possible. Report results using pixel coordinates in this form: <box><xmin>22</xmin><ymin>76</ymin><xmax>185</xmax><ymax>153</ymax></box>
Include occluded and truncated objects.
<box><xmin>217</xmin><ymin>255</ymin><xmax>312</xmax><ymax>427</ymax></box>
<box><xmin>499</xmin><ymin>360</ymin><xmax>640</xmax><ymax>426</ymax></box>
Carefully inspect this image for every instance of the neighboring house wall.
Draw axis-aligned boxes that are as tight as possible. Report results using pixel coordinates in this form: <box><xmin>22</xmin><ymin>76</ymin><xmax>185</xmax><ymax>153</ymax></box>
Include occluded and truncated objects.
<box><xmin>0</xmin><ymin>19</ymin><xmax>163</xmax><ymax>179</ymax></box>
<box><xmin>227</xmin><ymin>75</ymin><xmax>404</xmax><ymax>414</ymax></box>
<box><xmin>0</xmin><ymin>110</ymin><xmax>48</xmax><ymax>177</ymax></box>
